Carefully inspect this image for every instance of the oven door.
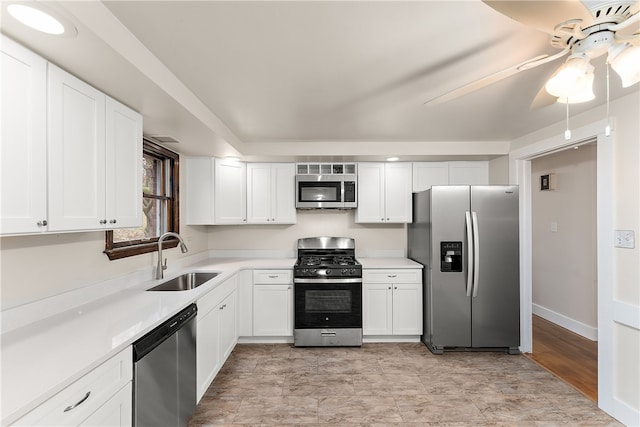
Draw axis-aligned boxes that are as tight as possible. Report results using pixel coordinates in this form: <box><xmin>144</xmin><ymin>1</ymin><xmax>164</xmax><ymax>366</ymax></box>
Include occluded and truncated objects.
<box><xmin>294</xmin><ymin>281</ymin><xmax>362</xmax><ymax>329</ymax></box>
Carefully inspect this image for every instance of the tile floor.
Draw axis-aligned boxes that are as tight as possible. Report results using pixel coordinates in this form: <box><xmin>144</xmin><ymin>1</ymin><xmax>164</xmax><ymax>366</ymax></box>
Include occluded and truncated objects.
<box><xmin>188</xmin><ymin>343</ymin><xmax>622</xmax><ymax>426</ymax></box>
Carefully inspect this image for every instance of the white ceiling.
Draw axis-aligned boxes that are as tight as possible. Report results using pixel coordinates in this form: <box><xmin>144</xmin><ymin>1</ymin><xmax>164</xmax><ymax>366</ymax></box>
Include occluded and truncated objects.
<box><xmin>1</xmin><ymin>1</ymin><xmax>638</xmax><ymax>160</ymax></box>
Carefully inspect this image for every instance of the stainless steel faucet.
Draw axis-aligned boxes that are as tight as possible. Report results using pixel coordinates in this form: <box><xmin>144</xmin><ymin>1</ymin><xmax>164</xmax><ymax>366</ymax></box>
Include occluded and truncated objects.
<box><xmin>156</xmin><ymin>232</ymin><xmax>189</xmax><ymax>279</ymax></box>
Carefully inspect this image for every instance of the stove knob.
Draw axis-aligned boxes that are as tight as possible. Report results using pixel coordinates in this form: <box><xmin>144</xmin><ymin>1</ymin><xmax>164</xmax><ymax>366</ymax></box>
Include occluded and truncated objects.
<box><xmin>342</xmin><ymin>268</ymin><xmax>348</xmax><ymax>275</ymax></box>
<box><xmin>325</xmin><ymin>269</ymin><xmax>331</xmax><ymax>276</ymax></box>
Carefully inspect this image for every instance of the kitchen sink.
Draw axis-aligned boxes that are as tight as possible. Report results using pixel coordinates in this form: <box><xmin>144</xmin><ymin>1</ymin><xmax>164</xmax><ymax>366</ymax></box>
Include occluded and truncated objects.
<box><xmin>147</xmin><ymin>272</ymin><xmax>220</xmax><ymax>291</ymax></box>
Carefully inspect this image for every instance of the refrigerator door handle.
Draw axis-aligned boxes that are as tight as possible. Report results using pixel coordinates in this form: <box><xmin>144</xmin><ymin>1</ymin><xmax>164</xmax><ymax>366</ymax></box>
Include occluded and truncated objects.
<box><xmin>465</xmin><ymin>211</ymin><xmax>474</xmax><ymax>297</ymax></box>
<box><xmin>472</xmin><ymin>211</ymin><xmax>480</xmax><ymax>297</ymax></box>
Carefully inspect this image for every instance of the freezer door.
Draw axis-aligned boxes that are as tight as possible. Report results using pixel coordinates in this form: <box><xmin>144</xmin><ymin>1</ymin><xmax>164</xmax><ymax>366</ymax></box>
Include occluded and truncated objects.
<box><xmin>470</xmin><ymin>186</ymin><xmax>520</xmax><ymax>348</ymax></box>
<box><xmin>430</xmin><ymin>186</ymin><xmax>472</xmax><ymax>348</ymax></box>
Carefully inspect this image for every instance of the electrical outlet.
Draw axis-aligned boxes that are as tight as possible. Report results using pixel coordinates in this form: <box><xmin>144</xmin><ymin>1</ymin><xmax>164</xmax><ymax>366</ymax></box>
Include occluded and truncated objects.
<box><xmin>614</xmin><ymin>230</ymin><xmax>635</xmax><ymax>249</ymax></box>
<box><xmin>550</xmin><ymin>222</ymin><xmax>558</xmax><ymax>233</ymax></box>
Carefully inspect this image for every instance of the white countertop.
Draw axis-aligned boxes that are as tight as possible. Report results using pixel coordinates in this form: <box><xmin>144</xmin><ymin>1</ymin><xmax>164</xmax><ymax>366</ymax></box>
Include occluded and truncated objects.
<box><xmin>1</xmin><ymin>256</ymin><xmax>415</xmax><ymax>424</ymax></box>
<box><xmin>359</xmin><ymin>257</ymin><xmax>423</xmax><ymax>269</ymax></box>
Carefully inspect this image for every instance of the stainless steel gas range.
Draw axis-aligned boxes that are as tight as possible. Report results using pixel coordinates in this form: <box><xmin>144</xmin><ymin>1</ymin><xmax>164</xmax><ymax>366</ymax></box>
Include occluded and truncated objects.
<box><xmin>293</xmin><ymin>237</ymin><xmax>363</xmax><ymax>347</ymax></box>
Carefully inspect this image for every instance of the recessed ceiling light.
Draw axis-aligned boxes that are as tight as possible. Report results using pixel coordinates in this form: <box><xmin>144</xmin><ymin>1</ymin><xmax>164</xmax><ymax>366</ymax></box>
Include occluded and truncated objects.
<box><xmin>7</xmin><ymin>3</ymin><xmax>76</xmax><ymax>36</ymax></box>
<box><xmin>386</xmin><ymin>157</ymin><xmax>399</xmax><ymax>162</ymax></box>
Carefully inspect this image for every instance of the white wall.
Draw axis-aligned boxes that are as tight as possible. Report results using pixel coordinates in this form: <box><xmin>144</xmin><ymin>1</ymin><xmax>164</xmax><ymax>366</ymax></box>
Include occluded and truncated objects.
<box><xmin>531</xmin><ymin>144</ymin><xmax>597</xmax><ymax>339</ymax></box>
<box><xmin>488</xmin><ymin>155</ymin><xmax>509</xmax><ymax>184</ymax></box>
<box><xmin>207</xmin><ymin>209</ymin><xmax>407</xmax><ymax>258</ymax></box>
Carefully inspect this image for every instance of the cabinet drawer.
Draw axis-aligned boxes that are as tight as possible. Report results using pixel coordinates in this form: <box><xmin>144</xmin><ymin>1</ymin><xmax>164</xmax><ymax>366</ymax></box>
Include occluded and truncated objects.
<box><xmin>253</xmin><ymin>270</ymin><xmax>292</xmax><ymax>284</ymax></box>
<box><xmin>198</xmin><ymin>275</ymin><xmax>237</xmax><ymax>317</ymax></box>
<box><xmin>363</xmin><ymin>269</ymin><xmax>421</xmax><ymax>284</ymax></box>
<box><xmin>14</xmin><ymin>347</ymin><xmax>132</xmax><ymax>426</ymax></box>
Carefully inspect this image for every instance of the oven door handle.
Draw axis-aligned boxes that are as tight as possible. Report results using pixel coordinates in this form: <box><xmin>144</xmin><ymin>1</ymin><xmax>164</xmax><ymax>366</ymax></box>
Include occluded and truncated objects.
<box><xmin>293</xmin><ymin>278</ymin><xmax>362</xmax><ymax>284</ymax></box>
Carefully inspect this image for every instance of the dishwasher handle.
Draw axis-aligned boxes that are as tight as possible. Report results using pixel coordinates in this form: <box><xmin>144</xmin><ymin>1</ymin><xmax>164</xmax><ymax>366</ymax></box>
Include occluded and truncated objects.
<box><xmin>133</xmin><ymin>303</ymin><xmax>197</xmax><ymax>362</ymax></box>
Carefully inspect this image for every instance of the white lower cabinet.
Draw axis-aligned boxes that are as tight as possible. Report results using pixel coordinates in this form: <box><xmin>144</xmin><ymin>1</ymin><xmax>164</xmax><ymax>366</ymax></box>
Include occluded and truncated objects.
<box><xmin>363</xmin><ymin>269</ymin><xmax>422</xmax><ymax>336</ymax></box>
<box><xmin>12</xmin><ymin>347</ymin><xmax>132</xmax><ymax>427</ymax></box>
<box><xmin>79</xmin><ymin>382</ymin><xmax>132</xmax><ymax>427</ymax></box>
<box><xmin>252</xmin><ymin>270</ymin><xmax>293</xmax><ymax>337</ymax></box>
<box><xmin>196</xmin><ymin>275</ymin><xmax>238</xmax><ymax>402</ymax></box>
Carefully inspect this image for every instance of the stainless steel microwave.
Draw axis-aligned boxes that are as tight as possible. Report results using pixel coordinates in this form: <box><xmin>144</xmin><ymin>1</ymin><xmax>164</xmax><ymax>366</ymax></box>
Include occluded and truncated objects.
<box><xmin>295</xmin><ymin>174</ymin><xmax>357</xmax><ymax>209</ymax></box>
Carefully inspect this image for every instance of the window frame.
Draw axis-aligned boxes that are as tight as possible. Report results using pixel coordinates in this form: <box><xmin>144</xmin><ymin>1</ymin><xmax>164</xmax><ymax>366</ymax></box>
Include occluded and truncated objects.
<box><xmin>104</xmin><ymin>139</ymin><xmax>180</xmax><ymax>260</ymax></box>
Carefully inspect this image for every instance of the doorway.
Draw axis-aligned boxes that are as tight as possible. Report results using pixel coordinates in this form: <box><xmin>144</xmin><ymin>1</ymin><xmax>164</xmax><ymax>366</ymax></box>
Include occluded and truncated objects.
<box><xmin>527</xmin><ymin>142</ymin><xmax>598</xmax><ymax>399</ymax></box>
<box><xmin>510</xmin><ymin>120</ymin><xmax>615</xmax><ymax>415</ymax></box>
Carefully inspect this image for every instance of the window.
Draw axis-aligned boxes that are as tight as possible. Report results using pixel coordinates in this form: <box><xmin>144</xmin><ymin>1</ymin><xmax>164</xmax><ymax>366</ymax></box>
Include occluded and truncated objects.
<box><xmin>104</xmin><ymin>139</ymin><xmax>180</xmax><ymax>260</ymax></box>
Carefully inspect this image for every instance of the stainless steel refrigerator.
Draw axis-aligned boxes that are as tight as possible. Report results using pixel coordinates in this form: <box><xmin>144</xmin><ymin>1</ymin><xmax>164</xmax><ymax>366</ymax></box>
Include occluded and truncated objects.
<box><xmin>408</xmin><ymin>186</ymin><xmax>520</xmax><ymax>354</ymax></box>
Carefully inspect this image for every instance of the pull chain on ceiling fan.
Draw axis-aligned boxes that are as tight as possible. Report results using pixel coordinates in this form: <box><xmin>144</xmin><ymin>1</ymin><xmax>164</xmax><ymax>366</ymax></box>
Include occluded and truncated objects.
<box><xmin>424</xmin><ymin>0</ymin><xmax>640</xmax><ymax>108</ymax></box>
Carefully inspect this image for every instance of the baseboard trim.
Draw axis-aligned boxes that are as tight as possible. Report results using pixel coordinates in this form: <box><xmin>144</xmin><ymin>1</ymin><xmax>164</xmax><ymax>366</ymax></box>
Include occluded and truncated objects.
<box><xmin>532</xmin><ymin>304</ymin><xmax>598</xmax><ymax>341</ymax></box>
<box><xmin>612</xmin><ymin>396</ymin><xmax>640</xmax><ymax>427</ymax></box>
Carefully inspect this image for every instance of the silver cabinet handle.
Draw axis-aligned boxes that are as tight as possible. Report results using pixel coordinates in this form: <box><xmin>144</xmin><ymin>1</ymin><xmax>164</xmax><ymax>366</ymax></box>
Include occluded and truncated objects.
<box><xmin>268</xmin><ymin>275</ymin><xmax>278</xmax><ymax>279</ymax></box>
<box><xmin>394</xmin><ymin>286</ymin><xmax>398</xmax><ymax>290</ymax></box>
<box><xmin>109</xmin><ymin>219</ymin><xmax>117</xmax><ymax>224</ymax></box>
<box><xmin>99</xmin><ymin>219</ymin><xmax>107</xmax><ymax>224</ymax></box>
<box><xmin>387</xmin><ymin>274</ymin><xmax>397</xmax><ymax>278</ymax></box>
<box><xmin>388</xmin><ymin>286</ymin><xmax>391</xmax><ymax>290</ymax></box>
<box><xmin>64</xmin><ymin>391</ymin><xmax>90</xmax><ymax>412</ymax></box>
<box><xmin>37</xmin><ymin>220</ymin><xmax>48</xmax><ymax>226</ymax></box>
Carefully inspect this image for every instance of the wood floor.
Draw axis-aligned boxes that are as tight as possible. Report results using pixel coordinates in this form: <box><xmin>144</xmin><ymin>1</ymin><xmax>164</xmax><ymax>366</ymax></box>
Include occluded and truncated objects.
<box><xmin>527</xmin><ymin>314</ymin><xmax>598</xmax><ymax>402</ymax></box>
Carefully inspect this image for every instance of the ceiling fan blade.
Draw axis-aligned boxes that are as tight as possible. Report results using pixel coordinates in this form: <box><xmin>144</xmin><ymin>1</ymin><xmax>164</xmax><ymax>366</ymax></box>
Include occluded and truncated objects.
<box><xmin>483</xmin><ymin>0</ymin><xmax>594</xmax><ymax>35</ymax></box>
<box><xmin>530</xmin><ymin>84</ymin><xmax>559</xmax><ymax>110</ymax></box>
<box><xmin>424</xmin><ymin>49</ymin><xmax>569</xmax><ymax>106</ymax></box>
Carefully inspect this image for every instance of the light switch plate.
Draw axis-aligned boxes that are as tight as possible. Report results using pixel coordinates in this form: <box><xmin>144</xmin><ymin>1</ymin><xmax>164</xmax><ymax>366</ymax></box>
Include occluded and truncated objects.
<box><xmin>614</xmin><ymin>230</ymin><xmax>635</xmax><ymax>249</ymax></box>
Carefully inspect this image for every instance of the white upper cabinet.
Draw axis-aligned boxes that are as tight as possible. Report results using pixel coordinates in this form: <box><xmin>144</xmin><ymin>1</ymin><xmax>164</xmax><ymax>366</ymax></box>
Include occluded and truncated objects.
<box><xmin>412</xmin><ymin>161</ymin><xmax>489</xmax><ymax>192</ymax></box>
<box><xmin>105</xmin><ymin>97</ymin><xmax>143</xmax><ymax>229</ymax></box>
<box><xmin>48</xmin><ymin>64</ymin><xmax>106</xmax><ymax>231</ymax></box>
<box><xmin>186</xmin><ymin>159</ymin><xmax>296</xmax><ymax>225</ymax></box>
<box><xmin>246</xmin><ymin>163</ymin><xmax>296</xmax><ymax>224</ymax></box>
<box><xmin>214</xmin><ymin>159</ymin><xmax>247</xmax><ymax>224</ymax></box>
<box><xmin>1</xmin><ymin>36</ymin><xmax>48</xmax><ymax>234</ymax></box>
<box><xmin>356</xmin><ymin>162</ymin><xmax>412</xmax><ymax>223</ymax></box>
<box><xmin>185</xmin><ymin>157</ymin><xmax>215</xmax><ymax>224</ymax></box>
<box><xmin>412</xmin><ymin>162</ymin><xmax>449</xmax><ymax>192</ymax></box>
<box><xmin>448</xmin><ymin>161</ymin><xmax>489</xmax><ymax>185</ymax></box>
<box><xmin>48</xmin><ymin>64</ymin><xmax>142</xmax><ymax>231</ymax></box>
<box><xmin>1</xmin><ymin>38</ymin><xmax>142</xmax><ymax>236</ymax></box>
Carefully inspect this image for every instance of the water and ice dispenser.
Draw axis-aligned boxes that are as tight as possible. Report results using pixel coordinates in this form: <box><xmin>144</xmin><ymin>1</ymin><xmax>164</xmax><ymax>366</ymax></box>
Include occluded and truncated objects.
<box><xmin>440</xmin><ymin>241</ymin><xmax>462</xmax><ymax>272</ymax></box>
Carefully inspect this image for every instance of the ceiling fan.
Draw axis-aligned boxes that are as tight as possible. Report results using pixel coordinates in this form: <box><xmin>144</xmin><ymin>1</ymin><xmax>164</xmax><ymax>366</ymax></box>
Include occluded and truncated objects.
<box><xmin>424</xmin><ymin>0</ymin><xmax>640</xmax><ymax>108</ymax></box>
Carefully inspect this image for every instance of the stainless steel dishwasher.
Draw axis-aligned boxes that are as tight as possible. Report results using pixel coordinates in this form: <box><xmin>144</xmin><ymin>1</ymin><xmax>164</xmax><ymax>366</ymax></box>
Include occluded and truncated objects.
<box><xmin>133</xmin><ymin>303</ymin><xmax>197</xmax><ymax>427</ymax></box>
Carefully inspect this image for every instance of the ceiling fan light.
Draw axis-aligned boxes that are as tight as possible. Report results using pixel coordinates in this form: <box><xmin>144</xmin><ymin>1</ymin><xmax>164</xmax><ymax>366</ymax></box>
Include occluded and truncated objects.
<box><xmin>545</xmin><ymin>55</ymin><xmax>594</xmax><ymax>98</ymax></box>
<box><xmin>556</xmin><ymin>73</ymin><xmax>595</xmax><ymax>104</ymax></box>
<box><xmin>608</xmin><ymin>44</ymin><xmax>640</xmax><ymax>88</ymax></box>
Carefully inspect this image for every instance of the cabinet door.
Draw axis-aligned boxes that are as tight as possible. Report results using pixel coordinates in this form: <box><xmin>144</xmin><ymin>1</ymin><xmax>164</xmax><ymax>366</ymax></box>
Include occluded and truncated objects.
<box><xmin>80</xmin><ymin>383</ymin><xmax>132</xmax><ymax>427</ymax></box>
<box><xmin>448</xmin><ymin>161</ymin><xmax>489</xmax><ymax>185</ymax></box>
<box><xmin>363</xmin><ymin>283</ymin><xmax>392</xmax><ymax>335</ymax></box>
<box><xmin>48</xmin><ymin>64</ymin><xmax>106</xmax><ymax>231</ymax></box>
<box><xmin>185</xmin><ymin>157</ymin><xmax>215</xmax><ymax>224</ymax></box>
<box><xmin>356</xmin><ymin>163</ymin><xmax>385</xmax><ymax>223</ymax></box>
<box><xmin>392</xmin><ymin>283</ymin><xmax>423</xmax><ymax>335</ymax></box>
<box><xmin>412</xmin><ymin>162</ymin><xmax>449</xmax><ymax>192</ymax></box>
<box><xmin>219</xmin><ymin>290</ymin><xmax>238</xmax><ymax>361</ymax></box>
<box><xmin>384</xmin><ymin>163</ymin><xmax>412</xmax><ymax>223</ymax></box>
<box><xmin>238</xmin><ymin>270</ymin><xmax>254</xmax><ymax>337</ymax></box>
<box><xmin>246</xmin><ymin>163</ymin><xmax>272</xmax><ymax>223</ymax></box>
<box><xmin>214</xmin><ymin>159</ymin><xmax>246</xmax><ymax>224</ymax></box>
<box><xmin>253</xmin><ymin>284</ymin><xmax>293</xmax><ymax>336</ymax></box>
<box><xmin>105</xmin><ymin>97</ymin><xmax>142</xmax><ymax>229</ymax></box>
<box><xmin>196</xmin><ymin>306</ymin><xmax>221</xmax><ymax>402</ymax></box>
<box><xmin>1</xmin><ymin>36</ymin><xmax>48</xmax><ymax>234</ymax></box>
<box><xmin>271</xmin><ymin>163</ymin><xmax>296</xmax><ymax>224</ymax></box>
